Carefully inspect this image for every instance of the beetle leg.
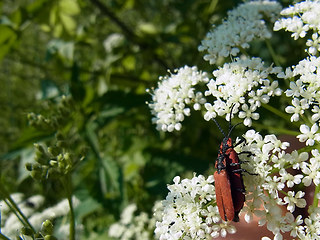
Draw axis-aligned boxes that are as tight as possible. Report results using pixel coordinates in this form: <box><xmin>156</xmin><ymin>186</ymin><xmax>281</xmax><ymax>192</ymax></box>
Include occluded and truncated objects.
<box><xmin>233</xmin><ymin>137</ymin><xmax>246</xmax><ymax>148</ymax></box>
<box><xmin>232</xmin><ymin>168</ymin><xmax>258</xmax><ymax>175</ymax></box>
<box><xmin>238</xmin><ymin>151</ymin><xmax>254</xmax><ymax>157</ymax></box>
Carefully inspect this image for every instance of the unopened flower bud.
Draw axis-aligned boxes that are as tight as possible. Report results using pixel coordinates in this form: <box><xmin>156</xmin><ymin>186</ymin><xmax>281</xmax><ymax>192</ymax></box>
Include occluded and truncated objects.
<box><xmin>21</xmin><ymin>227</ymin><xmax>33</xmax><ymax>236</ymax></box>
<box><xmin>41</xmin><ymin>220</ymin><xmax>54</xmax><ymax>235</ymax></box>
<box><xmin>48</xmin><ymin>146</ymin><xmax>60</xmax><ymax>156</ymax></box>
<box><xmin>44</xmin><ymin>235</ymin><xmax>57</xmax><ymax>240</ymax></box>
<box><xmin>25</xmin><ymin>162</ymin><xmax>33</xmax><ymax>171</ymax></box>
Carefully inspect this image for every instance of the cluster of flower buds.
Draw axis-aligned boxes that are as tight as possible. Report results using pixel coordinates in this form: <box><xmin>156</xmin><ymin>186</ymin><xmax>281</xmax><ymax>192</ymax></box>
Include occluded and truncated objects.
<box><xmin>25</xmin><ymin>134</ymin><xmax>84</xmax><ymax>180</ymax></box>
<box><xmin>21</xmin><ymin>220</ymin><xmax>57</xmax><ymax>240</ymax></box>
<box><xmin>27</xmin><ymin>96</ymin><xmax>73</xmax><ymax>130</ymax></box>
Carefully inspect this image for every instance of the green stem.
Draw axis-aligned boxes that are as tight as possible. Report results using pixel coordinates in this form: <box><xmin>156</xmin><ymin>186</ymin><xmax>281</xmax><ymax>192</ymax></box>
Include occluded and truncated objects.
<box><xmin>265</xmin><ymin>39</ymin><xmax>281</xmax><ymax>67</ymax></box>
<box><xmin>3</xmin><ymin>198</ymin><xmax>26</xmax><ymax>227</ymax></box>
<box><xmin>300</xmin><ymin>114</ymin><xmax>311</xmax><ymax>126</ymax></box>
<box><xmin>0</xmin><ymin>233</ymin><xmax>10</xmax><ymax>240</ymax></box>
<box><xmin>261</xmin><ymin>103</ymin><xmax>301</xmax><ymax>128</ymax></box>
<box><xmin>0</xmin><ymin>185</ymin><xmax>36</xmax><ymax>234</ymax></box>
<box><xmin>238</xmin><ymin>46</ymin><xmax>250</xmax><ymax>57</ymax></box>
<box><xmin>64</xmin><ymin>174</ymin><xmax>75</xmax><ymax>240</ymax></box>
<box><xmin>279</xmin><ymin>190</ymin><xmax>288</xmax><ymax>196</ymax></box>
<box><xmin>298</xmin><ymin>145</ymin><xmax>317</xmax><ymax>154</ymax></box>
<box><xmin>261</xmin><ymin>103</ymin><xmax>289</xmax><ymax>122</ymax></box>
<box><xmin>252</xmin><ymin>122</ymin><xmax>299</xmax><ymax>136</ymax></box>
<box><xmin>313</xmin><ymin>184</ymin><xmax>320</xmax><ymax>208</ymax></box>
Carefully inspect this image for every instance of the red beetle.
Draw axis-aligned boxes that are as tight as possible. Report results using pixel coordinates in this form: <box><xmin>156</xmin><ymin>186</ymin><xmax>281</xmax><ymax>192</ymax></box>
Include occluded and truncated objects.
<box><xmin>218</xmin><ymin>137</ymin><xmax>246</xmax><ymax>221</ymax></box>
<box><xmin>213</xmin><ymin>104</ymin><xmax>250</xmax><ymax>222</ymax></box>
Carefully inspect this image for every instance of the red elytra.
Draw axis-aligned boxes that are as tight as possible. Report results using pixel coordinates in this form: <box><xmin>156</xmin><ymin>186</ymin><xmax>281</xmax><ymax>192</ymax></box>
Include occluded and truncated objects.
<box><xmin>220</xmin><ymin>138</ymin><xmax>245</xmax><ymax>221</ymax></box>
<box><xmin>214</xmin><ymin>169</ymin><xmax>234</xmax><ymax>221</ymax></box>
<box><xmin>213</xmin><ymin>105</ymin><xmax>246</xmax><ymax>222</ymax></box>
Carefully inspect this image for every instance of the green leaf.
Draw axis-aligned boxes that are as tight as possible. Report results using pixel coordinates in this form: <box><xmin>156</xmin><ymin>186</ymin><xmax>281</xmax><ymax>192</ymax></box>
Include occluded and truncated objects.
<box><xmin>0</xmin><ymin>42</ymin><xmax>11</xmax><ymax>60</ymax></box>
<box><xmin>59</xmin><ymin>12</ymin><xmax>76</xmax><ymax>34</ymax></box>
<box><xmin>101</xmin><ymin>155</ymin><xmax>121</xmax><ymax>197</ymax></box>
<box><xmin>10</xmin><ymin>9</ymin><xmax>22</xmax><ymax>26</ymax></box>
<box><xmin>85</xmin><ymin>121</ymin><xmax>122</xmax><ymax>197</ymax></box>
<box><xmin>137</xmin><ymin>22</ymin><xmax>158</xmax><ymax>35</ymax></box>
<box><xmin>58</xmin><ymin>0</ymin><xmax>80</xmax><ymax>15</ymax></box>
<box><xmin>49</xmin><ymin>4</ymin><xmax>58</xmax><ymax>26</ymax></box>
<box><xmin>75</xmin><ymin>196</ymin><xmax>102</xmax><ymax>219</ymax></box>
<box><xmin>122</xmin><ymin>55</ymin><xmax>136</xmax><ymax>71</ymax></box>
<box><xmin>7</xmin><ymin>127</ymin><xmax>54</xmax><ymax>153</ymax></box>
<box><xmin>0</xmin><ymin>25</ymin><xmax>17</xmax><ymax>60</ymax></box>
<box><xmin>53</xmin><ymin>23</ymin><xmax>63</xmax><ymax>37</ymax></box>
<box><xmin>26</xmin><ymin>0</ymin><xmax>50</xmax><ymax>13</ymax></box>
<box><xmin>0</xmin><ymin>25</ymin><xmax>15</xmax><ymax>44</ymax></box>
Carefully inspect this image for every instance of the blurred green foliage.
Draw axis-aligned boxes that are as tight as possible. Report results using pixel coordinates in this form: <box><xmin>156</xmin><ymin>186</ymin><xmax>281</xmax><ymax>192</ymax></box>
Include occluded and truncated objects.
<box><xmin>0</xmin><ymin>0</ymin><xmax>282</xmax><ymax>238</ymax></box>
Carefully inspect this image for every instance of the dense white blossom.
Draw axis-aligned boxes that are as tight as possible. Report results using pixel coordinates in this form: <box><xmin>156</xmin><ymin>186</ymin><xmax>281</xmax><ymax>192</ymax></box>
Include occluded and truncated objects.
<box><xmin>282</xmin><ymin>56</ymin><xmax>320</xmax><ymax>113</ymax></box>
<box><xmin>154</xmin><ymin>174</ymin><xmax>231</xmax><ymax>240</ymax></box>
<box><xmin>297</xmin><ymin>124</ymin><xmax>320</xmax><ymax>146</ymax></box>
<box><xmin>279</xmin><ymin>56</ymin><xmax>320</xmax><ymax>147</ymax></box>
<box><xmin>203</xmin><ymin>57</ymin><xmax>282</xmax><ymax>126</ymax></box>
<box><xmin>238</xmin><ymin>130</ymin><xmax>313</xmax><ymax>239</ymax></box>
<box><xmin>145</xmin><ymin>1</ymin><xmax>320</xmax><ymax>239</ymax></box>
<box><xmin>283</xmin><ymin>191</ymin><xmax>306</xmax><ymax>213</ymax></box>
<box><xmin>274</xmin><ymin>0</ymin><xmax>320</xmax><ymax>55</ymax></box>
<box><xmin>301</xmin><ymin>149</ymin><xmax>320</xmax><ymax>187</ymax></box>
<box><xmin>147</xmin><ymin>66</ymin><xmax>208</xmax><ymax>132</ymax></box>
<box><xmin>154</xmin><ymin>129</ymin><xmax>317</xmax><ymax>240</ymax></box>
<box><xmin>199</xmin><ymin>0</ymin><xmax>281</xmax><ymax>64</ymax></box>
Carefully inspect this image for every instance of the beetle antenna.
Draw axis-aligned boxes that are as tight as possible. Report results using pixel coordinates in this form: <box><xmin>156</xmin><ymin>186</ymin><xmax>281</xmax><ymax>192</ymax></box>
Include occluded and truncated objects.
<box><xmin>226</xmin><ymin>103</ymin><xmax>240</xmax><ymax>139</ymax></box>
<box><xmin>212</xmin><ymin>117</ymin><xmax>226</xmax><ymax>138</ymax></box>
<box><xmin>228</xmin><ymin>104</ymin><xmax>235</xmax><ymax>131</ymax></box>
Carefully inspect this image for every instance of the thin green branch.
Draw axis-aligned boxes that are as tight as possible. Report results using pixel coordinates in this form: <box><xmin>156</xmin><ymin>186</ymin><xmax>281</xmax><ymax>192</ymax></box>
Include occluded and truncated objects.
<box><xmin>261</xmin><ymin>103</ymin><xmax>289</xmax><ymax>121</ymax></box>
<box><xmin>313</xmin><ymin>184</ymin><xmax>320</xmax><ymax>208</ymax></box>
<box><xmin>63</xmin><ymin>174</ymin><xmax>75</xmax><ymax>240</ymax></box>
<box><xmin>3</xmin><ymin>198</ymin><xmax>26</xmax><ymax>228</ymax></box>
<box><xmin>0</xmin><ymin>185</ymin><xmax>36</xmax><ymax>234</ymax></box>
<box><xmin>0</xmin><ymin>233</ymin><xmax>10</xmax><ymax>240</ymax></box>
<box><xmin>89</xmin><ymin>0</ymin><xmax>135</xmax><ymax>39</ymax></box>
<box><xmin>89</xmin><ymin>0</ymin><xmax>169</xmax><ymax>70</ymax></box>
<box><xmin>261</xmin><ymin>103</ymin><xmax>301</xmax><ymax>128</ymax></box>
<box><xmin>252</xmin><ymin>122</ymin><xmax>300</xmax><ymax>136</ymax></box>
<box><xmin>68</xmin><ymin>194</ymin><xmax>75</xmax><ymax>240</ymax></box>
<box><xmin>238</xmin><ymin>46</ymin><xmax>250</xmax><ymax>57</ymax></box>
<box><xmin>265</xmin><ymin>39</ymin><xmax>281</xmax><ymax>67</ymax></box>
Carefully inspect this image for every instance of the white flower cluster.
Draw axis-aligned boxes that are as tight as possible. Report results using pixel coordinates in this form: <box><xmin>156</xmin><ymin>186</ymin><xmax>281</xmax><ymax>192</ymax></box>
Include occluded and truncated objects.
<box><xmin>108</xmin><ymin>202</ymin><xmax>160</xmax><ymax>240</ymax></box>
<box><xmin>147</xmin><ymin>66</ymin><xmax>208</xmax><ymax>132</ymax></box>
<box><xmin>154</xmin><ymin>175</ymin><xmax>236</xmax><ymax>240</ymax></box>
<box><xmin>274</xmin><ymin>0</ymin><xmax>320</xmax><ymax>55</ymax></box>
<box><xmin>204</xmin><ymin>57</ymin><xmax>282</xmax><ymax>126</ymax></box>
<box><xmin>0</xmin><ymin>193</ymin><xmax>80</xmax><ymax>239</ymax></box>
<box><xmin>153</xmin><ymin>129</ymin><xmax>320</xmax><ymax>239</ymax></box>
<box><xmin>198</xmin><ymin>0</ymin><xmax>281</xmax><ymax>65</ymax></box>
<box><xmin>279</xmin><ymin>56</ymin><xmax>320</xmax><ymax>146</ymax></box>
<box><xmin>238</xmin><ymin>130</ymin><xmax>315</xmax><ymax>239</ymax></box>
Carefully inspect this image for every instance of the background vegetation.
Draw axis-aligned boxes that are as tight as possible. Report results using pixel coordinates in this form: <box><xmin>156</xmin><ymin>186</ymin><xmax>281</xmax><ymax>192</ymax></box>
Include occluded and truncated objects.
<box><xmin>0</xmin><ymin>0</ymin><xmax>295</xmax><ymax>239</ymax></box>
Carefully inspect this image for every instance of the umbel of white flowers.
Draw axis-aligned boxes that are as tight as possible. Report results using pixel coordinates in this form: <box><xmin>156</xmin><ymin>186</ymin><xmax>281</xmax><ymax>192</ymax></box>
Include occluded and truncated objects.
<box><xmin>155</xmin><ymin>131</ymin><xmax>313</xmax><ymax>240</ymax></box>
<box><xmin>147</xmin><ymin>57</ymin><xmax>282</xmax><ymax>132</ymax></box>
<box><xmin>146</xmin><ymin>0</ymin><xmax>320</xmax><ymax>239</ymax></box>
